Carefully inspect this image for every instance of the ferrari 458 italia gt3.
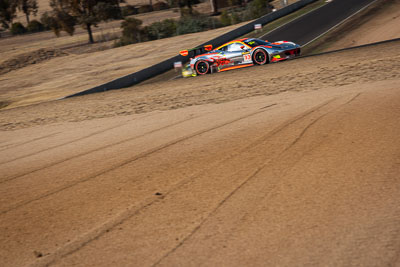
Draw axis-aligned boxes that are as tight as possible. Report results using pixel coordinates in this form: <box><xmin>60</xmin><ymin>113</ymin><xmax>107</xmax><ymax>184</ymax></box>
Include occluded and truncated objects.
<box><xmin>180</xmin><ymin>38</ymin><xmax>301</xmax><ymax>77</ymax></box>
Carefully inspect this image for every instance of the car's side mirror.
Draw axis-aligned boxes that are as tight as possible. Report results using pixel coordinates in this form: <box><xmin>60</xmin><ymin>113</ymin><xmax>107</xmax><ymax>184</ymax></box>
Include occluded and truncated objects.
<box><xmin>240</xmin><ymin>45</ymin><xmax>245</xmax><ymax>50</ymax></box>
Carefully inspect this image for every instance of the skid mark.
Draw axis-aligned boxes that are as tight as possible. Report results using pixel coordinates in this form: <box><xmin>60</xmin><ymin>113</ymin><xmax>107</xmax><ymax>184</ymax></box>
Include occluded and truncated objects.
<box><xmin>34</xmin><ymin>99</ymin><xmax>337</xmax><ymax>266</ymax></box>
<box><xmin>152</xmin><ymin>164</ymin><xmax>267</xmax><ymax>266</ymax></box>
<box><xmin>151</xmin><ymin>119</ymin><xmax>319</xmax><ymax>265</ymax></box>
<box><xmin>153</xmin><ymin>96</ymin><xmax>353</xmax><ymax>265</ymax></box>
<box><xmin>0</xmin><ymin>114</ymin><xmax>155</xmax><ymax>166</ymax></box>
<box><xmin>30</xmin><ymin>106</ymin><xmax>281</xmax><ymax>267</ymax></box>
<box><xmin>32</xmin><ymin>97</ymin><xmax>348</xmax><ymax>266</ymax></box>
<box><xmin>0</xmin><ymin>132</ymin><xmax>60</xmax><ymax>152</ymax></box>
<box><xmin>242</xmin><ymin>97</ymin><xmax>338</xmax><ymax>154</ymax></box>
<box><xmin>260</xmin><ymin>103</ymin><xmax>277</xmax><ymax>110</ymax></box>
<box><xmin>37</xmin><ymin>99</ymin><xmax>338</xmax><ymax>266</ymax></box>
<box><xmin>0</xmin><ymin>108</ymin><xmax>273</xmax><ymax>215</ymax></box>
<box><xmin>283</xmin><ymin>93</ymin><xmax>361</xmax><ymax>153</ymax></box>
<box><xmin>0</xmin><ymin>116</ymin><xmax>197</xmax><ymax>185</ymax></box>
<box><xmin>0</xmin><ymin>115</ymin><xmax>202</xmax><ymax>214</ymax></box>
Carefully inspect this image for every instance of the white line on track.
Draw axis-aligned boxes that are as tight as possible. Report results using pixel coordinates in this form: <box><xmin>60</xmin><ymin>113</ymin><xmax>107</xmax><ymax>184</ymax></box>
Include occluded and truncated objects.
<box><xmin>302</xmin><ymin>0</ymin><xmax>381</xmax><ymax>47</ymax></box>
<box><xmin>258</xmin><ymin>0</ymin><xmax>329</xmax><ymax>39</ymax></box>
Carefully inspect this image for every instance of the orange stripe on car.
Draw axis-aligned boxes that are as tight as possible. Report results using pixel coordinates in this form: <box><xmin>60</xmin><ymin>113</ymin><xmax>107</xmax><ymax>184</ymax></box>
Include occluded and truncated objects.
<box><xmin>195</xmin><ymin>52</ymin><xmax>221</xmax><ymax>58</ymax></box>
<box><xmin>219</xmin><ymin>64</ymin><xmax>254</xmax><ymax>72</ymax></box>
<box><xmin>216</xmin><ymin>41</ymin><xmax>251</xmax><ymax>50</ymax></box>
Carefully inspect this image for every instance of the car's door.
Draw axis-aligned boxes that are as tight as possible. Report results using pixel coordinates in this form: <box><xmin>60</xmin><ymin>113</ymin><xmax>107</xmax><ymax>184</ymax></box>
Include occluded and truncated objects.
<box><xmin>224</xmin><ymin>42</ymin><xmax>252</xmax><ymax>64</ymax></box>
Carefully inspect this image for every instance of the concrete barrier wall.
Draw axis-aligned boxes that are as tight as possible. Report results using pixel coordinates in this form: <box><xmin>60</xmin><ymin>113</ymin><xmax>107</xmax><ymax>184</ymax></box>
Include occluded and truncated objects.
<box><xmin>67</xmin><ymin>0</ymin><xmax>317</xmax><ymax>98</ymax></box>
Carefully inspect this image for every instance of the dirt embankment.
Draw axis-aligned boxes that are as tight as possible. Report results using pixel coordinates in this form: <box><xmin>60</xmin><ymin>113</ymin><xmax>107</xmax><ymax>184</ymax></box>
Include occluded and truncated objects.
<box><xmin>0</xmin><ymin>49</ymin><xmax>68</xmax><ymax>76</ymax></box>
<box><xmin>1</xmin><ymin>39</ymin><xmax>399</xmax><ymax>131</ymax></box>
<box><xmin>0</xmin><ymin>40</ymin><xmax>399</xmax><ymax>266</ymax></box>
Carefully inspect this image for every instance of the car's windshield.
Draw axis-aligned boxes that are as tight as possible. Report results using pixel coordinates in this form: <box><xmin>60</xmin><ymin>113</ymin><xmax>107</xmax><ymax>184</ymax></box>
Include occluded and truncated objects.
<box><xmin>244</xmin><ymin>39</ymin><xmax>270</xmax><ymax>47</ymax></box>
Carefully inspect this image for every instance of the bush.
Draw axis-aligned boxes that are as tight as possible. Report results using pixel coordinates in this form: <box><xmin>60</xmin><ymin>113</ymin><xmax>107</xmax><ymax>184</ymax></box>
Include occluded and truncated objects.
<box><xmin>230</xmin><ymin>11</ymin><xmax>242</xmax><ymax>24</ymax></box>
<box><xmin>121</xmin><ymin>5</ymin><xmax>138</xmax><ymax>17</ymax></box>
<box><xmin>145</xmin><ymin>18</ymin><xmax>176</xmax><ymax>40</ymax></box>
<box><xmin>244</xmin><ymin>0</ymin><xmax>273</xmax><ymax>20</ymax></box>
<box><xmin>115</xmin><ymin>17</ymin><xmax>146</xmax><ymax>46</ymax></box>
<box><xmin>228</xmin><ymin>0</ymin><xmax>243</xmax><ymax>7</ymax></box>
<box><xmin>176</xmin><ymin>14</ymin><xmax>221</xmax><ymax>35</ymax></box>
<box><xmin>167</xmin><ymin>0</ymin><xmax>179</xmax><ymax>8</ymax></box>
<box><xmin>152</xmin><ymin>1</ymin><xmax>169</xmax><ymax>11</ymax></box>
<box><xmin>219</xmin><ymin>0</ymin><xmax>273</xmax><ymax>22</ymax></box>
<box><xmin>40</xmin><ymin>12</ymin><xmax>52</xmax><ymax>30</ymax></box>
<box><xmin>137</xmin><ymin>4</ymin><xmax>153</xmax><ymax>14</ymax></box>
<box><xmin>27</xmin><ymin>20</ymin><xmax>44</xmax><ymax>32</ymax></box>
<box><xmin>220</xmin><ymin>10</ymin><xmax>231</xmax><ymax>26</ymax></box>
<box><xmin>10</xmin><ymin>22</ymin><xmax>26</xmax><ymax>35</ymax></box>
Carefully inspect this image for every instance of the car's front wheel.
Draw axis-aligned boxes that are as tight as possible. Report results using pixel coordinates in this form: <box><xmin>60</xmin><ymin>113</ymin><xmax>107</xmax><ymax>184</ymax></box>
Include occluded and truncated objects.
<box><xmin>252</xmin><ymin>49</ymin><xmax>268</xmax><ymax>65</ymax></box>
<box><xmin>195</xmin><ymin>60</ymin><xmax>210</xmax><ymax>75</ymax></box>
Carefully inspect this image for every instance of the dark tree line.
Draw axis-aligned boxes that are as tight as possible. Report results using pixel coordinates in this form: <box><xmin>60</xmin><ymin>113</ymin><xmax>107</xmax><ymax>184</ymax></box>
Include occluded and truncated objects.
<box><xmin>0</xmin><ymin>0</ymin><xmax>16</xmax><ymax>28</ymax></box>
<box><xmin>0</xmin><ymin>0</ymin><xmax>37</xmax><ymax>28</ymax></box>
<box><xmin>42</xmin><ymin>0</ymin><xmax>122</xmax><ymax>43</ymax></box>
<box><xmin>1</xmin><ymin>0</ymin><xmax>121</xmax><ymax>43</ymax></box>
<box><xmin>18</xmin><ymin>0</ymin><xmax>37</xmax><ymax>23</ymax></box>
<box><xmin>1</xmin><ymin>0</ymin><xmax>265</xmax><ymax>42</ymax></box>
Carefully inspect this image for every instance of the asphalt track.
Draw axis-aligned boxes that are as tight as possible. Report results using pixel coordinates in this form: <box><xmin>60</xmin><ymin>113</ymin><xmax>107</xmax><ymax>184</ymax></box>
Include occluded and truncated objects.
<box><xmin>261</xmin><ymin>0</ymin><xmax>379</xmax><ymax>45</ymax></box>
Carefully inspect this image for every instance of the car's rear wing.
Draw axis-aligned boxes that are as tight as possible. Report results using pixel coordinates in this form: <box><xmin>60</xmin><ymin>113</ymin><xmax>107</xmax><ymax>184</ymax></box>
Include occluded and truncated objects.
<box><xmin>179</xmin><ymin>44</ymin><xmax>213</xmax><ymax>57</ymax></box>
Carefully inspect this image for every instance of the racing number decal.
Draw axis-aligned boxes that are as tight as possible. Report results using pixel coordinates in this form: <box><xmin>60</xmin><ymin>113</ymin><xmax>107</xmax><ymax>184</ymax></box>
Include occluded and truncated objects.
<box><xmin>243</xmin><ymin>54</ymin><xmax>251</xmax><ymax>61</ymax></box>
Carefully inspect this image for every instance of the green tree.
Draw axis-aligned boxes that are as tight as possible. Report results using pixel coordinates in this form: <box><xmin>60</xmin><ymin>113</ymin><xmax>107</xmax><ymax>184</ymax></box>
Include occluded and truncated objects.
<box><xmin>0</xmin><ymin>0</ymin><xmax>16</xmax><ymax>29</ymax></box>
<box><xmin>10</xmin><ymin>21</ymin><xmax>26</xmax><ymax>33</ymax></box>
<box><xmin>219</xmin><ymin>10</ymin><xmax>230</xmax><ymax>26</ymax></box>
<box><xmin>45</xmin><ymin>0</ymin><xmax>76</xmax><ymax>36</ymax></box>
<box><xmin>120</xmin><ymin>17</ymin><xmax>143</xmax><ymax>42</ymax></box>
<box><xmin>145</xmin><ymin>18</ymin><xmax>176</xmax><ymax>40</ymax></box>
<box><xmin>249</xmin><ymin>0</ymin><xmax>272</xmax><ymax>18</ymax></box>
<box><xmin>48</xmin><ymin>0</ymin><xmax>122</xmax><ymax>43</ymax></box>
<box><xmin>16</xmin><ymin>0</ymin><xmax>38</xmax><ymax>24</ymax></box>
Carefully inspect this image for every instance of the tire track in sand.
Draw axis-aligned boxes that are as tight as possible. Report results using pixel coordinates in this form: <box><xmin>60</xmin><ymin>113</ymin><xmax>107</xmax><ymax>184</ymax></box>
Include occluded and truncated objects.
<box><xmin>0</xmin><ymin>114</ymin><xmax>155</xmax><ymax>166</ymax></box>
<box><xmin>152</xmin><ymin>93</ymin><xmax>362</xmax><ymax>266</ymax></box>
<box><xmin>0</xmin><ymin>115</ymin><xmax>199</xmax><ymax>185</ymax></box>
<box><xmin>184</xmin><ymin>93</ymin><xmax>365</xmax><ymax>253</ymax></box>
<box><xmin>32</xmin><ymin>98</ymin><xmax>346</xmax><ymax>267</ymax></box>
<box><xmin>282</xmin><ymin>92</ymin><xmax>362</xmax><ymax>153</ymax></box>
<box><xmin>0</xmin><ymin>114</ymin><xmax>204</xmax><ymax>214</ymax></box>
<box><xmin>29</xmin><ymin>104</ymin><xmax>286</xmax><ymax>267</ymax></box>
<box><xmin>0</xmin><ymin>132</ymin><xmax>60</xmax><ymax>152</ymax></box>
<box><xmin>0</xmin><ymin>107</ymin><xmax>275</xmax><ymax>215</ymax></box>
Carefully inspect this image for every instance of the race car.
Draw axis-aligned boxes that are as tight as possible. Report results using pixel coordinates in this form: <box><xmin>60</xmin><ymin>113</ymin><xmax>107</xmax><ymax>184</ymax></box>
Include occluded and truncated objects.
<box><xmin>179</xmin><ymin>38</ymin><xmax>301</xmax><ymax>77</ymax></box>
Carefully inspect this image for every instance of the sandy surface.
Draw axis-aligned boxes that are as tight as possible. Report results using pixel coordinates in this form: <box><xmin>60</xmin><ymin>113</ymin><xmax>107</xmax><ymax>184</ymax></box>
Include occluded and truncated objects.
<box><xmin>320</xmin><ymin>0</ymin><xmax>400</xmax><ymax>52</ymax></box>
<box><xmin>0</xmin><ymin>39</ymin><xmax>399</xmax><ymax>266</ymax></box>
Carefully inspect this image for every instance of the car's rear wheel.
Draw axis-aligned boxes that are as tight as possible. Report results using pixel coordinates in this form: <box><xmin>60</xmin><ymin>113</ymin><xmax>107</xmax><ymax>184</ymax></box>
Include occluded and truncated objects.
<box><xmin>252</xmin><ymin>49</ymin><xmax>268</xmax><ymax>65</ymax></box>
<box><xmin>195</xmin><ymin>60</ymin><xmax>210</xmax><ymax>75</ymax></box>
